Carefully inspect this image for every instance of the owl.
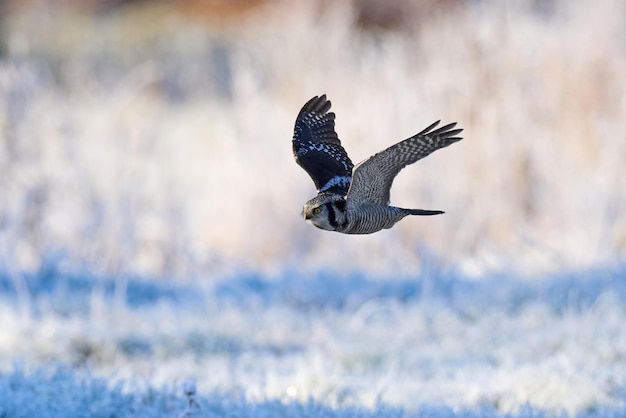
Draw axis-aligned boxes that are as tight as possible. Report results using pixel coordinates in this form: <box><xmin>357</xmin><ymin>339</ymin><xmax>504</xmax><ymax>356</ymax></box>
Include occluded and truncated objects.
<box><xmin>292</xmin><ymin>94</ymin><xmax>463</xmax><ymax>234</ymax></box>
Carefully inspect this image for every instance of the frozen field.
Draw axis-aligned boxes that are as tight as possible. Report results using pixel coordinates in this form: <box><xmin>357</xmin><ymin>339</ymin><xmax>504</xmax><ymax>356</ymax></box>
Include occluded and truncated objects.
<box><xmin>1</xmin><ymin>0</ymin><xmax>625</xmax><ymax>417</ymax></box>
<box><xmin>1</xmin><ymin>264</ymin><xmax>625</xmax><ymax>417</ymax></box>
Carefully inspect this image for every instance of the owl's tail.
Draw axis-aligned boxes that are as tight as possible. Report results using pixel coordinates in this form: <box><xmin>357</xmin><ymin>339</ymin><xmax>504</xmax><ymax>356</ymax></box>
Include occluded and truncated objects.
<box><xmin>404</xmin><ymin>208</ymin><xmax>444</xmax><ymax>216</ymax></box>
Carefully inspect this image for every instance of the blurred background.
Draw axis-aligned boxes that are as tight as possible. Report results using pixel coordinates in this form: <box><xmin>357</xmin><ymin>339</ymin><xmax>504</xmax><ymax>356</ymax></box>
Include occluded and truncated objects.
<box><xmin>2</xmin><ymin>2</ymin><xmax>626</xmax><ymax>415</ymax></box>
<box><xmin>0</xmin><ymin>0</ymin><xmax>625</xmax><ymax>281</ymax></box>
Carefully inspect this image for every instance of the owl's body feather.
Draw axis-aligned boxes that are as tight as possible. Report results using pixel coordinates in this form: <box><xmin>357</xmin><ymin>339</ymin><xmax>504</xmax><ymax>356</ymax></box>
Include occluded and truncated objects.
<box><xmin>293</xmin><ymin>95</ymin><xmax>462</xmax><ymax>235</ymax></box>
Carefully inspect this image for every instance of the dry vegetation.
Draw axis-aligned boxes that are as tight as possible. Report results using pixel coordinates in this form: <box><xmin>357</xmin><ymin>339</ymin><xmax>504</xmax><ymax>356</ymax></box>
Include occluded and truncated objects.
<box><xmin>0</xmin><ymin>0</ymin><xmax>625</xmax><ymax>280</ymax></box>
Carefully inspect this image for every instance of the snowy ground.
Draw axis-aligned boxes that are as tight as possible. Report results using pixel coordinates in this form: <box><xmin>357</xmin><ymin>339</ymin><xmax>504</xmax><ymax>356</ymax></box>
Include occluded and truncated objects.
<box><xmin>1</xmin><ymin>2</ymin><xmax>626</xmax><ymax>416</ymax></box>
<box><xmin>1</xmin><ymin>264</ymin><xmax>625</xmax><ymax>418</ymax></box>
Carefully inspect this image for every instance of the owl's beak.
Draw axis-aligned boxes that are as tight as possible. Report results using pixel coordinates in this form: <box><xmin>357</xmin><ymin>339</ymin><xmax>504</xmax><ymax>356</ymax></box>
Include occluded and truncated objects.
<box><xmin>304</xmin><ymin>212</ymin><xmax>311</xmax><ymax>220</ymax></box>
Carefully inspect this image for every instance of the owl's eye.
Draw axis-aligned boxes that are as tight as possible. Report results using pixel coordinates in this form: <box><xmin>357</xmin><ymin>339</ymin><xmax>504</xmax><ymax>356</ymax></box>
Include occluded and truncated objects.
<box><xmin>313</xmin><ymin>207</ymin><xmax>322</xmax><ymax>214</ymax></box>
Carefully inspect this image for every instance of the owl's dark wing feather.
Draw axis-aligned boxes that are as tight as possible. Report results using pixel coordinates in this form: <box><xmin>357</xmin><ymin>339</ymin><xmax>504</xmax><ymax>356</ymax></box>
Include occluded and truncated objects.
<box><xmin>292</xmin><ymin>95</ymin><xmax>354</xmax><ymax>195</ymax></box>
<box><xmin>347</xmin><ymin>121</ymin><xmax>463</xmax><ymax>206</ymax></box>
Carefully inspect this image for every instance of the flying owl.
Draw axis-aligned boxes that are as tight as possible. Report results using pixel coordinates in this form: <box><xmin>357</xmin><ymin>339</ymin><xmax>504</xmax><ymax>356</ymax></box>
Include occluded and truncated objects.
<box><xmin>292</xmin><ymin>94</ymin><xmax>463</xmax><ymax>234</ymax></box>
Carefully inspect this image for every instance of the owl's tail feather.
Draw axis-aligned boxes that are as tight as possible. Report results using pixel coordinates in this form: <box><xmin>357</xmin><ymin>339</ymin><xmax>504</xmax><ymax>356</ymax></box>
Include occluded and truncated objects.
<box><xmin>405</xmin><ymin>208</ymin><xmax>444</xmax><ymax>216</ymax></box>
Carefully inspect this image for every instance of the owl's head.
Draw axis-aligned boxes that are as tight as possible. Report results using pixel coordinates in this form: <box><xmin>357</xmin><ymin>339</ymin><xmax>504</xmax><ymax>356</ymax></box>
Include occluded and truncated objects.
<box><xmin>302</xmin><ymin>193</ymin><xmax>346</xmax><ymax>231</ymax></box>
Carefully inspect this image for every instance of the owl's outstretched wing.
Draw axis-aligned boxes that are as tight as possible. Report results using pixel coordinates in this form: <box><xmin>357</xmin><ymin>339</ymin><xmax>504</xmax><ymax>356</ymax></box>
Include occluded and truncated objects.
<box><xmin>347</xmin><ymin>121</ymin><xmax>463</xmax><ymax>206</ymax></box>
<box><xmin>292</xmin><ymin>95</ymin><xmax>354</xmax><ymax>195</ymax></box>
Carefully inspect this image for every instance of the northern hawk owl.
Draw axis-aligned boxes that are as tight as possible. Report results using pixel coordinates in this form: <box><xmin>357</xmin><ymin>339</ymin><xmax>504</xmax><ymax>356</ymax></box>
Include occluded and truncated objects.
<box><xmin>292</xmin><ymin>94</ymin><xmax>463</xmax><ymax>234</ymax></box>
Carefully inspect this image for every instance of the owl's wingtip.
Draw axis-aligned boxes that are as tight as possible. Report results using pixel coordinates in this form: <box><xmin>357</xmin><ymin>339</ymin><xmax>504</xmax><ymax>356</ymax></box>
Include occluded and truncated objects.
<box><xmin>301</xmin><ymin>94</ymin><xmax>332</xmax><ymax>114</ymax></box>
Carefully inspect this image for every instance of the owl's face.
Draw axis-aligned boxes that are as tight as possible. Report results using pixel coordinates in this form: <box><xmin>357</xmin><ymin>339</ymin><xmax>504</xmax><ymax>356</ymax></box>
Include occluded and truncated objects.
<box><xmin>303</xmin><ymin>203</ymin><xmax>333</xmax><ymax>230</ymax></box>
<box><xmin>302</xmin><ymin>194</ymin><xmax>343</xmax><ymax>231</ymax></box>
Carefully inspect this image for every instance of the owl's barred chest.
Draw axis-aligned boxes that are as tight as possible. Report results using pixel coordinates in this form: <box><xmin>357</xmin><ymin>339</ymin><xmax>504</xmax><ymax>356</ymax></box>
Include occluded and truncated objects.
<box><xmin>337</xmin><ymin>204</ymin><xmax>402</xmax><ymax>234</ymax></box>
